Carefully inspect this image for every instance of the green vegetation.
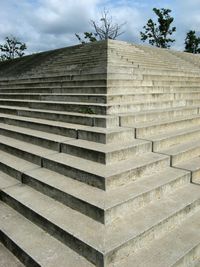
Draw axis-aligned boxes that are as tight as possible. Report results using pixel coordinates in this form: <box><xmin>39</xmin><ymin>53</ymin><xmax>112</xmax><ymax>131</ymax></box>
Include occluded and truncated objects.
<box><xmin>184</xmin><ymin>30</ymin><xmax>200</xmax><ymax>53</ymax></box>
<box><xmin>140</xmin><ymin>8</ymin><xmax>176</xmax><ymax>48</ymax></box>
<box><xmin>0</xmin><ymin>36</ymin><xmax>27</xmax><ymax>61</ymax></box>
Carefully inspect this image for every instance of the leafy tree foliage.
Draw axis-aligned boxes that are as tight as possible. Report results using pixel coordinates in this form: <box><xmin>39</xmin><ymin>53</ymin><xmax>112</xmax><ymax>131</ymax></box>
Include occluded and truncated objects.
<box><xmin>76</xmin><ymin>9</ymin><xmax>125</xmax><ymax>44</ymax></box>
<box><xmin>75</xmin><ymin>32</ymin><xmax>97</xmax><ymax>44</ymax></box>
<box><xmin>140</xmin><ymin>8</ymin><xmax>176</xmax><ymax>48</ymax></box>
<box><xmin>0</xmin><ymin>36</ymin><xmax>27</xmax><ymax>61</ymax></box>
<box><xmin>184</xmin><ymin>30</ymin><xmax>200</xmax><ymax>53</ymax></box>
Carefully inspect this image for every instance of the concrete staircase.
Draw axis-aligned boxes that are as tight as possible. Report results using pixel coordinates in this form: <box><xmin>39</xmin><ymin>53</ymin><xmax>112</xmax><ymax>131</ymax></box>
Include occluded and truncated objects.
<box><xmin>0</xmin><ymin>39</ymin><xmax>200</xmax><ymax>267</ymax></box>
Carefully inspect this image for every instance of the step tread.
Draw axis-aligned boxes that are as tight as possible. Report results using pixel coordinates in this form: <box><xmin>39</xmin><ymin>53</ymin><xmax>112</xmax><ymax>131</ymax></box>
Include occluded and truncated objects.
<box><xmin>0</xmin><ymin>123</ymin><xmax>74</xmax><ymax>143</ymax></box>
<box><xmin>0</xmin><ymin>243</ymin><xmax>25</xmax><ymax>267</ymax></box>
<box><xmin>45</xmin><ymin>152</ymin><xmax>169</xmax><ymax>178</ymax></box>
<box><xmin>114</xmin><ymin>209</ymin><xmax>200</xmax><ymax>267</ymax></box>
<box><xmin>0</xmin><ymin>202</ymin><xmax>94</xmax><ymax>267</ymax></box>
<box><xmin>1</xmin><ymin>181</ymin><xmax>200</xmax><ymax>253</ymax></box>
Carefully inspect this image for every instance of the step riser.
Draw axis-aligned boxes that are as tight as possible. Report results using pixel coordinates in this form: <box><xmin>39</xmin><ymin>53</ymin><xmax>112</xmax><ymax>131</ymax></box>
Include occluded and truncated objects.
<box><xmin>107</xmin><ymin>87</ymin><xmax>200</xmax><ymax>94</ymax></box>
<box><xmin>78</xmin><ymin>129</ymin><xmax>135</xmax><ymax>144</ymax></box>
<box><xmin>0</xmin><ymin>191</ymin><xmax>103</xmax><ymax>267</ymax></box>
<box><xmin>0</xmin><ymin>230</ymin><xmax>40</xmax><ymax>267</ymax></box>
<box><xmin>0</xmin><ymin>162</ymin><xmax>22</xmax><ymax>181</ymax></box>
<box><xmin>192</xmin><ymin>170</ymin><xmax>200</xmax><ymax>184</ymax></box>
<box><xmin>107</xmin><ymin>94</ymin><xmax>200</xmax><ymax>104</ymax></box>
<box><xmin>60</xmin><ymin>142</ymin><xmax>152</xmax><ymax>164</ymax></box>
<box><xmin>0</xmin><ymin>87</ymin><xmax>107</xmax><ymax>94</ymax></box>
<box><xmin>107</xmin><ymin>80</ymin><xmax>200</xmax><ymax>87</ymax></box>
<box><xmin>106</xmin><ymin>199</ymin><xmax>200</xmax><ymax>266</ymax></box>
<box><xmin>136</xmin><ymin>117</ymin><xmax>200</xmax><ymax>138</ymax></box>
<box><xmin>106</xmin><ymin>173</ymin><xmax>190</xmax><ymax>224</ymax></box>
<box><xmin>0</xmin><ymin>94</ymin><xmax>107</xmax><ymax>103</ymax></box>
<box><xmin>120</xmin><ymin>108</ymin><xmax>199</xmax><ymax>125</ymax></box>
<box><xmin>0</xmin><ymin>79</ymin><xmax>107</xmax><ymax>88</ymax></box>
<box><xmin>153</xmin><ymin>131</ymin><xmax>200</xmax><ymax>151</ymax></box>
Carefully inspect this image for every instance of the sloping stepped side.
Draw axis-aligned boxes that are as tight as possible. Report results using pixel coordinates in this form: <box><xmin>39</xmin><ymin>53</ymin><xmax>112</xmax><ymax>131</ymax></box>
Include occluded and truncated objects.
<box><xmin>0</xmin><ymin>39</ymin><xmax>199</xmax><ymax>267</ymax></box>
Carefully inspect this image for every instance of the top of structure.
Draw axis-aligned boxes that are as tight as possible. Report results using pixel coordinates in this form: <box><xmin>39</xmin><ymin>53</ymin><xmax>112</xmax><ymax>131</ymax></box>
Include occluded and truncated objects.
<box><xmin>0</xmin><ymin>39</ymin><xmax>200</xmax><ymax>79</ymax></box>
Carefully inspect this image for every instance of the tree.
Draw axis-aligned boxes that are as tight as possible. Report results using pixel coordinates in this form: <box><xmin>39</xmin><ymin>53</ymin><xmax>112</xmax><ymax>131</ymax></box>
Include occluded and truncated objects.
<box><xmin>140</xmin><ymin>8</ymin><xmax>176</xmax><ymax>48</ymax></box>
<box><xmin>184</xmin><ymin>30</ymin><xmax>200</xmax><ymax>53</ymax></box>
<box><xmin>75</xmin><ymin>32</ymin><xmax>97</xmax><ymax>44</ymax></box>
<box><xmin>0</xmin><ymin>36</ymin><xmax>27</xmax><ymax>61</ymax></box>
<box><xmin>76</xmin><ymin>9</ymin><xmax>125</xmax><ymax>44</ymax></box>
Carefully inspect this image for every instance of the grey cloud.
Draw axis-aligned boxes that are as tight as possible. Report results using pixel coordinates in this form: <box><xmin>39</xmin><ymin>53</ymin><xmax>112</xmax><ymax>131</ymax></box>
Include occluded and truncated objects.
<box><xmin>0</xmin><ymin>0</ymin><xmax>200</xmax><ymax>54</ymax></box>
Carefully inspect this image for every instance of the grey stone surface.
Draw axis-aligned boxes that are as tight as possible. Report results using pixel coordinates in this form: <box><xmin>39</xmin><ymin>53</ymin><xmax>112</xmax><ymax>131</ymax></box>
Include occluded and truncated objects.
<box><xmin>0</xmin><ymin>39</ymin><xmax>200</xmax><ymax>266</ymax></box>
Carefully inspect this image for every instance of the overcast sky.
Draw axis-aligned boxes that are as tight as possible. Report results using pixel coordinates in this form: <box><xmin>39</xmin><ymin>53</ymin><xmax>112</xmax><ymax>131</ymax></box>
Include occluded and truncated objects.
<box><xmin>0</xmin><ymin>0</ymin><xmax>200</xmax><ymax>54</ymax></box>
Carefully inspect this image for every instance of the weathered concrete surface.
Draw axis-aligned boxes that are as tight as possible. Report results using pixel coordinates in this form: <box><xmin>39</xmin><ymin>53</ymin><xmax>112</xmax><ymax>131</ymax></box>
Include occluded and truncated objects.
<box><xmin>0</xmin><ymin>39</ymin><xmax>200</xmax><ymax>266</ymax></box>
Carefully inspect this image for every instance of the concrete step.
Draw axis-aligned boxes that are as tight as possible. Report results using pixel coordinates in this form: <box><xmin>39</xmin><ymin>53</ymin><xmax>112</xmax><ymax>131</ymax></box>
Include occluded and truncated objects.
<box><xmin>0</xmin><ymin>114</ymin><xmax>131</xmax><ymax>143</ymax></box>
<box><xmin>107</xmin><ymin>85</ymin><xmax>200</xmax><ymax>94</ymax></box>
<box><xmin>120</xmin><ymin>106</ymin><xmax>199</xmax><ymax>124</ymax></box>
<box><xmin>175</xmin><ymin>156</ymin><xmax>200</xmax><ymax>184</ymax></box>
<box><xmin>114</xmin><ymin>208</ymin><xmax>200</xmax><ymax>267</ymax></box>
<box><xmin>0</xmin><ymin>243</ymin><xmax>25</xmax><ymax>267</ymax></box>
<box><xmin>0</xmin><ymin>105</ymin><xmax>119</xmax><ymax>128</ymax></box>
<box><xmin>150</xmin><ymin>125</ymin><xmax>200</xmax><ymax>151</ymax></box>
<box><xmin>0</xmin><ymin>123</ymin><xmax>74</xmax><ymax>151</ymax></box>
<box><xmin>0</xmin><ymin>78</ymin><xmax>107</xmax><ymax>88</ymax></box>
<box><xmin>0</xmin><ymin>150</ymin><xmax>39</xmax><ymax>181</ymax></box>
<box><xmin>0</xmin><ymin>99</ymin><xmax>107</xmax><ymax>115</ymax></box>
<box><xmin>60</xmin><ymin>138</ymin><xmax>152</xmax><ymax>164</ymax></box>
<box><xmin>1</xmin><ymin>182</ymin><xmax>199</xmax><ymax>266</ymax></box>
<box><xmin>0</xmin><ymin>93</ymin><xmax>108</xmax><ymax>103</ymax></box>
<box><xmin>2</xmin><ymin>98</ymin><xmax>200</xmax><ymax>115</ymax></box>
<box><xmin>0</xmin><ymin>122</ymin><xmax>148</xmax><ymax>164</ymax></box>
<box><xmin>0</xmin><ymin>202</ymin><xmax>94</xmax><ymax>267</ymax></box>
<box><xmin>0</xmin><ymin>85</ymin><xmax>107</xmax><ymax>94</ymax></box>
<box><xmin>160</xmin><ymin>140</ymin><xmax>200</xmax><ymax>165</ymax></box>
<box><xmin>22</xmin><ymin>167</ymin><xmax>190</xmax><ymax>224</ymax></box>
<box><xmin>42</xmin><ymin>152</ymin><xmax>169</xmax><ymax>190</ymax></box>
<box><xmin>134</xmin><ymin>114</ymin><xmax>200</xmax><ymax>138</ymax></box>
<box><xmin>107</xmin><ymin>79</ymin><xmax>200</xmax><ymax>87</ymax></box>
<box><xmin>0</xmin><ymin>135</ymin><xmax>57</xmax><ymax>165</ymax></box>
<box><xmin>143</xmin><ymin>74</ymin><xmax>200</xmax><ymax>81</ymax></box>
<box><xmin>108</xmin><ymin>99</ymin><xmax>200</xmax><ymax>114</ymax></box>
<box><xmin>2</xmin><ymin>92</ymin><xmax>200</xmax><ymax>103</ymax></box>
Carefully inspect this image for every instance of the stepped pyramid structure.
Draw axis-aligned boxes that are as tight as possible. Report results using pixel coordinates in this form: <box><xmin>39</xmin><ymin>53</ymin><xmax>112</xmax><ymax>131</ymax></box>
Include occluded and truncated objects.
<box><xmin>0</xmin><ymin>39</ymin><xmax>200</xmax><ymax>267</ymax></box>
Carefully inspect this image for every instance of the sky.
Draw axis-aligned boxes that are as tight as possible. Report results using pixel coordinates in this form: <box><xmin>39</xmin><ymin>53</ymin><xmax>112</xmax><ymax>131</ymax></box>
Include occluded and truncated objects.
<box><xmin>0</xmin><ymin>0</ymin><xmax>200</xmax><ymax>54</ymax></box>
